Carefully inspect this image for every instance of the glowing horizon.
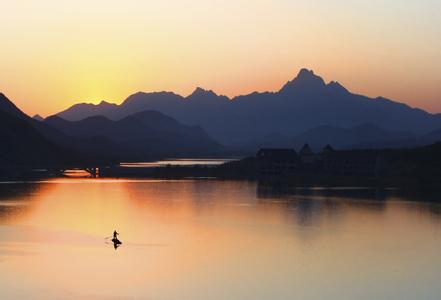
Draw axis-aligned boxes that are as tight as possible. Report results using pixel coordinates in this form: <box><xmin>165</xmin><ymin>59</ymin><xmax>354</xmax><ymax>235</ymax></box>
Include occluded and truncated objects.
<box><xmin>2</xmin><ymin>0</ymin><xmax>440</xmax><ymax>117</ymax></box>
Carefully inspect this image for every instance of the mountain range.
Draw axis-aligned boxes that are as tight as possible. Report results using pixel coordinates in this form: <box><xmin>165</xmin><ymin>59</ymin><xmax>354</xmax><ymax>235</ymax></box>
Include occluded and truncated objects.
<box><xmin>0</xmin><ymin>92</ymin><xmax>224</xmax><ymax>167</ymax></box>
<box><xmin>0</xmin><ymin>93</ymin><xmax>74</xmax><ymax>167</ymax></box>
<box><xmin>55</xmin><ymin>69</ymin><xmax>441</xmax><ymax>146</ymax></box>
<box><xmin>2</xmin><ymin>68</ymin><xmax>441</xmax><ymax>169</ymax></box>
<box><xmin>44</xmin><ymin>111</ymin><xmax>223</xmax><ymax>159</ymax></box>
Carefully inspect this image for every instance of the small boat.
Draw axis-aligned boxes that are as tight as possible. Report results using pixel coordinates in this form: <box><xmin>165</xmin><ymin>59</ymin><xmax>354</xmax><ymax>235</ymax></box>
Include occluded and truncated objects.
<box><xmin>112</xmin><ymin>238</ymin><xmax>122</xmax><ymax>245</ymax></box>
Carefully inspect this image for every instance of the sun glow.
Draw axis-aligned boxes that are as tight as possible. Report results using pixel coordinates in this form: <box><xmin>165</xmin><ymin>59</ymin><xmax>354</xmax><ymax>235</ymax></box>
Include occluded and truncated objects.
<box><xmin>1</xmin><ymin>0</ymin><xmax>440</xmax><ymax>116</ymax></box>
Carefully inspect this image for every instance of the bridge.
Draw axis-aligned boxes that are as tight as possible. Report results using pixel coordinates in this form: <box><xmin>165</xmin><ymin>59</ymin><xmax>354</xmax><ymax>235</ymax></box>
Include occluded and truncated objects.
<box><xmin>47</xmin><ymin>164</ymin><xmax>117</xmax><ymax>178</ymax></box>
<box><xmin>0</xmin><ymin>165</ymin><xmax>117</xmax><ymax>180</ymax></box>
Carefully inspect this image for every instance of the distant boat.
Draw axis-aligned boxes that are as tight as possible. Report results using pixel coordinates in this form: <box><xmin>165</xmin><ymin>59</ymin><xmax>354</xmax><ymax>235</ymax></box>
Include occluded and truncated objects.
<box><xmin>112</xmin><ymin>237</ymin><xmax>122</xmax><ymax>245</ymax></box>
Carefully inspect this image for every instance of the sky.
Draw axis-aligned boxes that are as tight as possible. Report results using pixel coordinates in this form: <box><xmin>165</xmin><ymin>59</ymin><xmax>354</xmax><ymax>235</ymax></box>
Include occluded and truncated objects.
<box><xmin>1</xmin><ymin>0</ymin><xmax>440</xmax><ymax>116</ymax></box>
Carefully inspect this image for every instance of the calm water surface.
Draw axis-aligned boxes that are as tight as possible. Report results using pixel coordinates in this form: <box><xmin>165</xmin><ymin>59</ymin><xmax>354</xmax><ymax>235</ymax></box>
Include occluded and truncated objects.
<box><xmin>0</xmin><ymin>179</ymin><xmax>440</xmax><ymax>299</ymax></box>
<box><xmin>120</xmin><ymin>158</ymin><xmax>237</xmax><ymax>168</ymax></box>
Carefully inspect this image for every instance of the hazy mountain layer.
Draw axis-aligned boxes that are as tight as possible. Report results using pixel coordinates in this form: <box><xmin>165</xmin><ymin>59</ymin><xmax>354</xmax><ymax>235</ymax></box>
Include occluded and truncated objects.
<box><xmin>45</xmin><ymin>111</ymin><xmax>224</xmax><ymax>160</ymax></box>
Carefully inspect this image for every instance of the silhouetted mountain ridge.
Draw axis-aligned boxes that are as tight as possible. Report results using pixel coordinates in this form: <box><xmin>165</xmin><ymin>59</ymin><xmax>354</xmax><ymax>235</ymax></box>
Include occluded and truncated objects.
<box><xmin>57</xmin><ymin>100</ymin><xmax>118</xmax><ymax>121</ymax></box>
<box><xmin>32</xmin><ymin>114</ymin><xmax>44</xmax><ymax>121</ymax></box>
<box><xmin>0</xmin><ymin>93</ymin><xmax>29</xmax><ymax>119</ymax></box>
<box><xmin>0</xmin><ymin>94</ymin><xmax>89</xmax><ymax>167</ymax></box>
<box><xmin>54</xmin><ymin>69</ymin><xmax>441</xmax><ymax>145</ymax></box>
<box><xmin>279</xmin><ymin>68</ymin><xmax>327</xmax><ymax>94</ymax></box>
<box><xmin>45</xmin><ymin>111</ymin><xmax>224</xmax><ymax>160</ymax></box>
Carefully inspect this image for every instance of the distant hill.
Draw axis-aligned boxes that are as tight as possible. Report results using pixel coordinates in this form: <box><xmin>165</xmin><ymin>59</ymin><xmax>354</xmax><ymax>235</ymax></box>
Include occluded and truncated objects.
<box><xmin>1</xmin><ymin>92</ymin><xmax>223</xmax><ymax>163</ymax></box>
<box><xmin>32</xmin><ymin>114</ymin><xmax>44</xmax><ymax>121</ymax></box>
<box><xmin>0</xmin><ymin>93</ymin><xmax>114</xmax><ymax>167</ymax></box>
<box><xmin>0</xmin><ymin>94</ymin><xmax>71</xmax><ymax>167</ymax></box>
<box><xmin>55</xmin><ymin>69</ymin><xmax>441</xmax><ymax>146</ymax></box>
<box><xmin>0</xmin><ymin>110</ymin><xmax>63</xmax><ymax>166</ymax></box>
<box><xmin>0</xmin><ymin>93</ymin><xmax>30</xmax><ymax>120</ymax></box>
<box><xmin>45</xmin><ymin>110</ymin><xmax>224</xmax><ymax>160</ymax></box>
<box><xmin>57</xmin><ymin>100</ymin><xmax>118</xmax><ymax>121</ymax></box>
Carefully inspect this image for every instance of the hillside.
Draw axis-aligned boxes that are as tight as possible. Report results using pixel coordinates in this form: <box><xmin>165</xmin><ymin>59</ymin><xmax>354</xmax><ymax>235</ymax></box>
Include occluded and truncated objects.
<box><xmin>0</xmin><ymin>110</ymin><xmax>68</xmax><ymax>167</ymax></box>
<box><xmin>45</xmin><ymin>111</ymin><xmax>224</xmax><ymax>160</ymax></box>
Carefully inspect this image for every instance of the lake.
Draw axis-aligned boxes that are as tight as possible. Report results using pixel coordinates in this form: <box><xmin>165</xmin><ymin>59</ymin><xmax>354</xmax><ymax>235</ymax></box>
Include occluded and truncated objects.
<box><xmin>0</xmin><ymin>179</ymin><xmax>440</xmax><ymax>299</ymax></box>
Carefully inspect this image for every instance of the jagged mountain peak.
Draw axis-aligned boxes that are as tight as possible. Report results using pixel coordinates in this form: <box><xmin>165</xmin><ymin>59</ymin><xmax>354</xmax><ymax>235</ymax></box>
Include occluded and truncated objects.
<box><xmin>297</xmin><ymin>68</ymin><xmax>317</xmax><ymax>78</ymax></box>
<box><xmin>98</xmin><ymin>100</ymin><xmax>117</xmax><ymax>106</ymax></box>
<box><xmin>327</xmin><ymin>81</ymin><xmax>349</xmax><ymax>94</ymax></box>
<box><xmin>188</xmin><ymin>87</ymin><xmax>218</xmax><ymax>98</ymax></box>
<box><xmin>279</xmin><ymin>68</ymin><xmax>326</xmax><ymax>93</ymax></box>
<box><xmin>33</xmin><ymin>114</ymin><xmax>45</xmax><ymax>121</ymax></box>
<box><xmin>295</xmin><ymin>68</ymin><xmax>324</xmax><ymax>81</ymax></box>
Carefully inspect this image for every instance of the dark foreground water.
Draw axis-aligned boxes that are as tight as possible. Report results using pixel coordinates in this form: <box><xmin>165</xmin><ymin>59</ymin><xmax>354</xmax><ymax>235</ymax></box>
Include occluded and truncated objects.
<box><xmin>0</xmin><ymin>179</ymin><xmax>440</xmax><ymax>299</ymax></box>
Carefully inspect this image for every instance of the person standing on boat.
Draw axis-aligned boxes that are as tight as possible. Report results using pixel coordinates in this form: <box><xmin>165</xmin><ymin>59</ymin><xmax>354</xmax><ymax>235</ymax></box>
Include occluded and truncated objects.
<box><xmin>113</xmin><ymin>230</ymin><xmax>119</xmax><ymax>240</ymax></box>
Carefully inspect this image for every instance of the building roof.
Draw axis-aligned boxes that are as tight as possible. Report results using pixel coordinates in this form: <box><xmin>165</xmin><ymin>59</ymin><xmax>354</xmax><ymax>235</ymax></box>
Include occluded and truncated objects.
<box><xmin>323</xmin><ymin>144</ymin><xmax>334</xmax><ymax>152</ymax></box>
<box><xmin>299</xmin><ymin>144</ymin><xmax>314</xmax><ymax>155</ymax></box>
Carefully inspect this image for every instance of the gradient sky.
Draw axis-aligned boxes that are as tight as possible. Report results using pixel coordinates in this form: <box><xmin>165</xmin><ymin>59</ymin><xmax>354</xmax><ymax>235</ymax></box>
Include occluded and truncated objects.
<box><xmin>2</xmin><ymin>0</ymin><xmax>440</xmax><ymax>116</ymax></box>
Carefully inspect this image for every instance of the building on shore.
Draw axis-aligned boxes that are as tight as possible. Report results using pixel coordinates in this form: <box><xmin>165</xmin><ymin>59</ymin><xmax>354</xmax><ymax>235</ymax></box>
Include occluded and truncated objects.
<box><xmin>299</xmin><ymin>144</ymin><xmax>321</xmax><ymax>165</ymax></box>
<box><xmin>256</xmin><ymin>144</ymin><xmax>385</xmax><ymax>177</ymax></box>
<box><xmin>256</xmin><ymin>148</ymin><xmax>298</xmax><ymax>176</ymax></box>
<box><xmin>322</xmin><ymin>149</ymin><xmax>385</xmax><ymax>176</ymax></box>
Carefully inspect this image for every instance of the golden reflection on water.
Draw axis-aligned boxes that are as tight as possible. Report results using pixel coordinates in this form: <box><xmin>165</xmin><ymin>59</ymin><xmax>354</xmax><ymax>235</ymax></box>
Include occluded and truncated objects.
<box><xmin>0</xmin><ymin>179</ymin><xmax>441</xmax><ymax>299</ymax></box>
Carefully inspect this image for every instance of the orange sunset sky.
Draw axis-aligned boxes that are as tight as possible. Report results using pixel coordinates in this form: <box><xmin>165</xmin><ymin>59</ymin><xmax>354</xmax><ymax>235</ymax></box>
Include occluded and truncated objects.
<box><xmin>1</xmin><ymin>0</ymin><xmax>440</xmax><ymax>116</ymax></box>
